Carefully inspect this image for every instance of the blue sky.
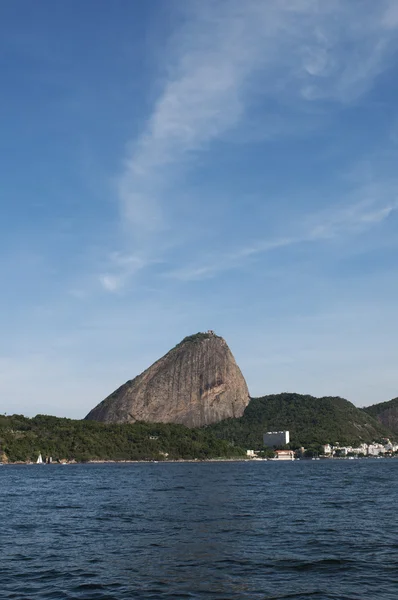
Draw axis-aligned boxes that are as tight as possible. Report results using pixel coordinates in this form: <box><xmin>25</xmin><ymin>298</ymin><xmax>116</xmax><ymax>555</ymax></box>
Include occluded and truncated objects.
<box><xmin>1</xmin><ymin>0</ymin><xmax>398</xmax><ymax>418</ymax></box>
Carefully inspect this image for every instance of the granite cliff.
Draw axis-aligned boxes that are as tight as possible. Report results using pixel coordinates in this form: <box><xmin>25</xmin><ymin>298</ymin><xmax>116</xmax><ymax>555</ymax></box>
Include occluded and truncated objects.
<box><xmin>85</xmin><ymin>332</ymin><xmax>250</xmax><ymax>427</ymax></box>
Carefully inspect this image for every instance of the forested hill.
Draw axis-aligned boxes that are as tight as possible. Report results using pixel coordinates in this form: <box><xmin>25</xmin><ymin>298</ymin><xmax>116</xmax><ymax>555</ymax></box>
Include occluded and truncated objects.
<box><xmin>0</xmin><ymin>414</ymin><xmax>244</xmax><ymax>463</ymax></box>
<box><xmin>206</xmin><ymin>393</ymin><xmax>391</xmax><ymax>449</ymax></box>
<box><xmin>363</xmin><ymin>397</ymin><xmax>398</xmax><ymax>435</ymax></box>
<box><xmin>1</xmin><ymin>393</ymin><xmax>394</xmax><ymax>463</ymax></box>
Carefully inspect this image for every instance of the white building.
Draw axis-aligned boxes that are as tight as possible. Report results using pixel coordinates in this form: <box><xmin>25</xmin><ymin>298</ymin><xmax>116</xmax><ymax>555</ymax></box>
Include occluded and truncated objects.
<box><xmin>383</xmin><ymin>440</ymin><xmax>398</xmax><ymax>452</ymax></box>
<box><xmin>351</xmin><ymin>444</ymin><xmax>368</xmax><ymax>455</ymax></box>
<box><xmin>263</xmin><ymin>431</ymin><xmax>290</xmax><ymax>447</ymax></box>
<box><xmin>273</xmin><ymin>450</ymin><xmax>295</xmax><ymax>461</ymax></box>
<box><xmin>368</xmin><ymin>444</ymin><xmax>386</xmax><ymax>456</ymax></box>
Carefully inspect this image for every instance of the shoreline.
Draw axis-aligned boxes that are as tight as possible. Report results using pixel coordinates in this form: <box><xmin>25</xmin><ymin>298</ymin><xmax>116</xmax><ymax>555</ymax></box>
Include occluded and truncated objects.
<box><xmin>1</xmin><ymin>455</ymin><xmax>397</xmax><ymax>466</ymax></box>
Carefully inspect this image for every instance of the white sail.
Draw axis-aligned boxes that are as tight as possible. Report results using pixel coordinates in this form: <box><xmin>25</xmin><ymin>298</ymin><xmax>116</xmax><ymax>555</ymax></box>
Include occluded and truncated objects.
<box><xmin>36</xmin><ymin>453</ymin><xmax>43</xmax><ymax>464</ymax></box>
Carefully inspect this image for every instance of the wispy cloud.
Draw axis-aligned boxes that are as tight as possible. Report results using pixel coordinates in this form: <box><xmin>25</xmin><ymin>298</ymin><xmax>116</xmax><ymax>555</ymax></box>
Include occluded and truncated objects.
<box><xmin>99</xmin><ymin>274</ymin><xmax>122</xmax><ymax>293</ymax></box>
<box><xmin>116</xmin><ymin>0</ymin><xmax>398</xmax><ymax>231</ymax></box>
<box><xmin>99</xmin><ymin>252</ymin><xmax>149</xmax><ymax>292</ymax></box>
<box><xmin>166</xmin><ymin>191</ymin><xmax>398</xmax><ymax>281</ymax></box>
<box><xmin>308</xmin><ymin>198</ymin><xmax>398</xmax><ymax>239</ymax></box>
<box><xmin>99</xmin><ymin>0</ymin><xmax>398</xmax><ymax>291</ymax></box>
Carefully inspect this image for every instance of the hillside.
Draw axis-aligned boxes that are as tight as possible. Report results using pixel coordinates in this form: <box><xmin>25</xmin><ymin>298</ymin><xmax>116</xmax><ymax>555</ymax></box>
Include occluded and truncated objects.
<box><xmin>86</xmin><ymin>331</ymin><xmax>250</xmax><ymax>427</ymax></box>
<box><xmin>207</xmin><ymin>393</ymin><xmax>391</xmax><ymax>448</ymax></box>
<box><xmin>0</xmin><ymin>414</ymin><xmax>245</xmax><ymax>463</ymax></box>
<box><xmin>363</xmin><ymin>397</ymin><xmax>398</xmax><ymax>435</ymax></box>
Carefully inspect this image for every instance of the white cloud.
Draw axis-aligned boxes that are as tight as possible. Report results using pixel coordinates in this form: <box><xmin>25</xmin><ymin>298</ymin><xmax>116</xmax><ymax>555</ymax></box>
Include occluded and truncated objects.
<box><xmin>116</xmin><ymin>0</ymin><xmax>398</xmax><ymax>241</ymax></box>
<box><xmin>307</xmin><ymin>196</ymin><xmax>398</xmax><ymax>239</ymax></box>
<box><xmin>166</xmin><ymin>190</ymin><xmax>398</xmax><ymax>281</ymax></box>
<box><xmin>99</xmin><ymin>274</ymin><xmax>122</xmax><ymax>292</ymax></box>
<box><xmin>99</xmin><ymin>252</ymin><xmax>152</xmax><ymax>292</ymax></box>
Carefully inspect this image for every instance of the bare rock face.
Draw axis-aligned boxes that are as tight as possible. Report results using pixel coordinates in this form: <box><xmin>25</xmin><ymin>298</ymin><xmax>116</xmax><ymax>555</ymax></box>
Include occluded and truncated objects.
<box><xmin>85</xmin><ymin>332</ymin><xmax>250</xmax><ymax>427</ymax></box>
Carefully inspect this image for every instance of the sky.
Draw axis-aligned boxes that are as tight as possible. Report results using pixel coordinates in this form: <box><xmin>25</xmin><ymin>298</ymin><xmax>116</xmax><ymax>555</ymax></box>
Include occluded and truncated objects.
<box><xmin>1</xmin><ymin>0</ymin><xmax>398</xmax><ymax>418</ymax></box>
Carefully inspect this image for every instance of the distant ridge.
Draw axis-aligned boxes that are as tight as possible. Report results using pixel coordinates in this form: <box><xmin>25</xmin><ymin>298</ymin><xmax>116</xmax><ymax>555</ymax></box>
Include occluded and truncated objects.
<box><xmin>207</xmin><ymin>393</ymin><xmax>391</xmax><ymax>448</ymax></box>
<box><xmin>363</xmin><ymin>397</ymin><xmax>398</xmax><ymax>435</ymax></box>
<box><xmin>85</xmin><ymin>332</ymin><xmax>250</xmax><ymax>427</ymax></box>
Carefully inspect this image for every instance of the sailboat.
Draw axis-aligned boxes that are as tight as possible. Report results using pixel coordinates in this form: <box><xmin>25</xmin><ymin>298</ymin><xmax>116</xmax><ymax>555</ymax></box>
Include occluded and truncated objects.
<box><xmin>36</xmin><ymin>453</ymin><xmax>44</xmax><ymax>464</ymax></box>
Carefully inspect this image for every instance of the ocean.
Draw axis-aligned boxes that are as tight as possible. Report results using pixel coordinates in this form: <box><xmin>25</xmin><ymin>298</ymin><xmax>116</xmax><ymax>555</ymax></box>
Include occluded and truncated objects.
<box><xmin>0</xmin><ymin>460</ymin><xmax>397</xmax><ymax>599</ymax></box>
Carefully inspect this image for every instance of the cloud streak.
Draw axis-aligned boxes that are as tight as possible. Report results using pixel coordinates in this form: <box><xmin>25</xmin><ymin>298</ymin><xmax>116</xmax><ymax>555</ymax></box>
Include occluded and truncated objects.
<box><xmin>99</xmin><ymin>252</ymin><xmax>150</xmax><ymax>292</ymax></box>
<box><xmin>117</xmin><ymin>0</ymin><xmax>398</xmax><ymax>234</ymax></box>
<box><xmin>96</xmin><ymin>0</ymin><xmax>398</xmax><ymax>292</ymax></box>
<box><xmin>166</xmin><ymin>192</ymin><xmax>398</xmax><ymax>281</ymax></box>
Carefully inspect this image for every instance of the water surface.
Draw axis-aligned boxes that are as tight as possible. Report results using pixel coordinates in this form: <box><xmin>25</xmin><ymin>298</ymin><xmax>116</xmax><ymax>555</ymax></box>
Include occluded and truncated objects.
<box><xmin>1</xmin><ymin>460</ymin><xmax>397</xmax><ymax>599</ymax></box>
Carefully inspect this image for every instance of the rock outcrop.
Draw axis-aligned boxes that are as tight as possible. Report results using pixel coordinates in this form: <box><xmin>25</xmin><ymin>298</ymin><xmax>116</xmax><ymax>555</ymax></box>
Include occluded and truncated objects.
<box><xmin>85</xmin><ymin>332</ymin><xmax>250</xmax><ymax>427</ymax></box>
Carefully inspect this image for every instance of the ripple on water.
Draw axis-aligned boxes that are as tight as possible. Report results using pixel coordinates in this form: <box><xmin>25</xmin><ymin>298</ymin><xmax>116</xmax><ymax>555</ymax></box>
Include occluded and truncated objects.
<box><xmin>1</xmin><ymin>461</ymin><xmax>397</xmax><ymax>599</ymax></box>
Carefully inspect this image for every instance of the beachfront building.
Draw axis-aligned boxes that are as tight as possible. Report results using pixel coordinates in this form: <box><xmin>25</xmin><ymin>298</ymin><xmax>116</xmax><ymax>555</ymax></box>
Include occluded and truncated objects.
<box><xmin>273</xmin><ymin>450</ymin><xmax>295</xmax><ymax>461</ymax></box>
<box><xmin>367</xmin><ymin>444</ymin><xmax>386</xmax><ymax>456</ymax></box>
<box><xmin>332</xmin><ymin>444</ymin><xmax>366</xmax><ymax>456</ymax></box>
<box><xmin>383</xmin><ymin>439</ymin><xmax>398</xmax><ymax>452</ymax></box>
<box><xmin>350</xmin><ymin>444</ymin><xmax>368</xmax><ymax>455</ymax></box>
<box><xmin>263</xmin><ymin>431</ymin><xmax>290</xmax><ymax>447</ymax></box>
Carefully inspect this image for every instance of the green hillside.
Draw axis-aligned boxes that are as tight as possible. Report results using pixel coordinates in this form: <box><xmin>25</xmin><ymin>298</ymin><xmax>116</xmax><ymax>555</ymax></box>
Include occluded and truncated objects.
<box><xmin>1</xmin><ymin>393</ymin><xmax>393</xmax><ymax>463</ymax></box>
<box><xmin>207</xmin><ymin>393</ymin><xmax>391</xmax><ymax>448</ymax></box>
<box><xmin>0</xmin><ymin>414</ymin><xmax>244</xmax><ymax>463</ymax></box>
<box><xmin>363</xmin><ymin>397</ymin><xmax>398</xmax><ymax>435</ymax></box>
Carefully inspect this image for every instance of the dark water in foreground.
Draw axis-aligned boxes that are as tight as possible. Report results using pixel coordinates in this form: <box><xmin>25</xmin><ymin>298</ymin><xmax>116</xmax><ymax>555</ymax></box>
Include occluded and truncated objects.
<box><xmin>0</xmin><ymin>461</ymin><xmax>397</xmax><ymax>600</ymax></box>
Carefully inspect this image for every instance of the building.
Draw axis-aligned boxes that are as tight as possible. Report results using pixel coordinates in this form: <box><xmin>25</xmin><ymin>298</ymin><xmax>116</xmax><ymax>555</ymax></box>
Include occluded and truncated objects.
<box><xmin>263</xmin><ymin>431</ymin><xmax>290</xmax><ymax>447</ymax></box>
<box><xmin>273</xmin><ymin>450</ymin><xmax>295</xmax><ymax>461</ymax></box>
<box><xmin>351</xmin><ymin>444</ymin><xmax>368</xmax><ymax>455</ymax></box>
<box><xmin>368</xmin><ymin>444</ymin><xmax>385</xmax><ymax>456</ymax></box>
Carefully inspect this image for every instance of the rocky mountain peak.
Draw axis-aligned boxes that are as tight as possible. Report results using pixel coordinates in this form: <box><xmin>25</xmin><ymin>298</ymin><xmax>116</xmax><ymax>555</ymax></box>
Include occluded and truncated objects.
<box><xmin>85</xmin><ymin>331</ymin><xmax>250</xmax><ymax>427</ymax></box>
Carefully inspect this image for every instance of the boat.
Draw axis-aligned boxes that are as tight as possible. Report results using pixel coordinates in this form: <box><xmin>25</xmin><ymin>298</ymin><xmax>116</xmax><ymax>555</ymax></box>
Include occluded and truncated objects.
<box><xmin>36</xmin><ymin>453</ymin><xmax>44</xmax><ymax>464</ymax></box>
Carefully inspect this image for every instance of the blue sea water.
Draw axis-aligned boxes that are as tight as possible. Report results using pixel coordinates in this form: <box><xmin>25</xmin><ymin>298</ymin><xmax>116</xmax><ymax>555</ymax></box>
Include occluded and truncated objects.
<box><xmin>0</xmin><ymin>460</ymin><xmax>397</xmax><ymax>600</ymax></box>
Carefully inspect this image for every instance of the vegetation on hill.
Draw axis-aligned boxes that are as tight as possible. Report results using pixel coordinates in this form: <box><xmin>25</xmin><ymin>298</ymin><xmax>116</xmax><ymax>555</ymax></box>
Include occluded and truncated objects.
<box><xmin>174</xmin><ymin>331</ymin><xmax>219</xmax><ymax>348</ymax></box>
<box><xmin>2</xmin><ymin>392</ymin><xmax>394</xmax><ymax>463</ymax></box>
<box><xmin>363</xmin><ymin>397</ymin><xmax>398</xmax><ymax>435</ymax></box>
<box><xmin>206</xmin><ymin>393</ymin><xmax>391</xmax><ymax>449</ymax></box>
<box><xmin>0</xmin><ymin>414</ymin><xmax>244</xmax><ymax>463</ymax></box>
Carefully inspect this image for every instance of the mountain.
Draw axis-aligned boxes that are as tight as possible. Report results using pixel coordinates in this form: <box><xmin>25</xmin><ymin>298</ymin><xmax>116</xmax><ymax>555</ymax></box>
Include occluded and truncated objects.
<box><xmin>85</xmin><ymin>332</ymin><xmax>250</xmax><ymax>427</ymax></box>
<box><xmin>363</xmin><ymin>397</ymin><xmax>398</xmax><ymax>435</ymax></box>
<box><xmin>207</xmin><ymin>393</ymin><xmax>391</xmax><ymax>448</ymax></box>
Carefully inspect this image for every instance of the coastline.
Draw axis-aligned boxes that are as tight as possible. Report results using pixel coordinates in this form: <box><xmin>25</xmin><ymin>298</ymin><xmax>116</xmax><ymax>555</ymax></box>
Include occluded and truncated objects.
<box><xmin>2</xmin><ymin>455</ymin><xmax>397</xmax><ymax>465</ymax></box>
